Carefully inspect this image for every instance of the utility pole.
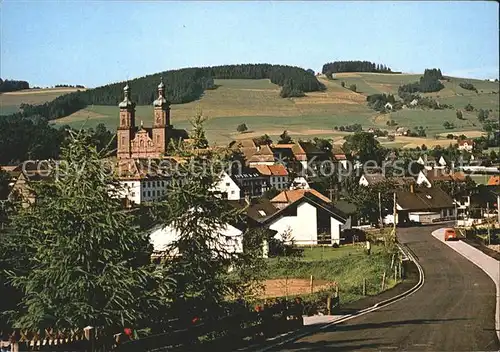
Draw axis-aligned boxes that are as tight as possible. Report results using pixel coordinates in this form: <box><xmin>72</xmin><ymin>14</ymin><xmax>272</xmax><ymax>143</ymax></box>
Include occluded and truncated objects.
<box><xmin>487</xmin><ymin>202</ymin><xmax>491</xmax><ymax>245</ymax></box>
<box><xmin>378</xmin><ymin>192</ymin><xmax>383</xmax><ymax>228</ymax></box>
<box><xmin>393</xmin><ymin>192</ymin><xmax>397</xmax><ymax>233</ymax></box>
<box><xmin>497</xmin><ymin>194</ymin><xmax>500</xmax><ymax>226</ymax></box>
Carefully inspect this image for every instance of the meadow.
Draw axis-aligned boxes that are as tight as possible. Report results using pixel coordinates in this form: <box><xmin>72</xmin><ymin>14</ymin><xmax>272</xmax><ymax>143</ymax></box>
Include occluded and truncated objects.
<box><xmin>3</xmin><ymin>74</ymin><xmax>498</xmax><ymax>147</ymax></box>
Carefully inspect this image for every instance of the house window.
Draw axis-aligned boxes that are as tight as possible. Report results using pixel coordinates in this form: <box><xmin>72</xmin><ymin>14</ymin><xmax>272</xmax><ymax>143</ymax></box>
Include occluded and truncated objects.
<box><xmin>226</xmin><ymin>182</ymin><xmax>230</xmax><ymax>187</ymax></box>
<box><xmin>231</xmin><ymin>190</ymin><xmax>235</xmax><ymax>194</ymax></box>
<box><xmin>131</xmin><ymin>192</ymin><xmax>135</xmax><ymax>197</ymax></box>
<box><xmin>147</xmin><ymin>191</ymin><xmax>151</xmax><ymax>197</ymax></box>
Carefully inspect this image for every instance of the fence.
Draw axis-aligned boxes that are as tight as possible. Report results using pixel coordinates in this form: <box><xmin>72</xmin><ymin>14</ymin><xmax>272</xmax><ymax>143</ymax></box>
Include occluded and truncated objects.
<box><xmin>116</xmin><ymin>300</ymin><xmax>303</xmax><ymax>352</ymax></box>
<box><xmin>0</xmin><ymin>327</ymin><xmax>112</xmax><ymax>352</ymax></box>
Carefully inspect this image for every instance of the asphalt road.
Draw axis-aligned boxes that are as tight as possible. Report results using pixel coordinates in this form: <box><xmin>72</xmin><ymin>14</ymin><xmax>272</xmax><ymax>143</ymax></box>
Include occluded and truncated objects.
<box><xmin>275</xmin><ymin>224</ymin><xmax>500</xmax><ymax>351</ymax></box>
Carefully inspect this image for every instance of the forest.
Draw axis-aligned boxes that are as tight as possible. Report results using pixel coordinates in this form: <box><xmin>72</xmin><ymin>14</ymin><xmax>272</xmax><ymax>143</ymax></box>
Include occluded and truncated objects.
<box><xmin>6</xmin><ymin>64</ymin><xmax>324</xmax><ymax>122</ymax></box>
<box><xmin>0</xmin><ymin>114</ymin><xmax>116</xmax><ymax>165</ymax></box>
<box><xmin>0</xmin><ymin>79</ymin><xmax>30</xmax><ymax>93</ymax></box>
<box><xmin>398</xmin><ymin>68</ymin><xmax>444</xmax><ymax>95</ymax></box>
<box><xmin>321</xmin><ymin>61</ymin><xmax>394</xmax><ymax>74</ymax></box>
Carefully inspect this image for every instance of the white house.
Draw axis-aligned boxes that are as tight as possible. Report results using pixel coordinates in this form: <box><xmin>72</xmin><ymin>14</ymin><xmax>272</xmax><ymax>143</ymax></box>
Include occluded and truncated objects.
<box><xmin>457</xmin><ymin>139</ymin><xmax>474</xmax><ymax>152</ymax></box>
<box><xmin>265</xmin><ymin>192</ymin><xmax>346</xmax><ymax>245</ymax></box>
<box><xmin>212</xmin><ymin>171</ymin><xmax>241</xmax><ymax>200</ymax></box>
<box><xmin>255</xmin><ymin>164</ymin><xmax>289</xmax><ymax>191</ymax></box>
<box><xmin>115</xmin><ymin>158</ymin><xmax>176</xmax><ymax>205</ymax></box>
<box><xmin>358</xmin><ymin>174</ymin><xmax>386</xmax><ymax>187</ymax></box>
<box><xmin>383</xmin><ymin>186</ymin><xmax>456</xmax><ymax>225</ymax></box>
<box><xmin>416</xmin><ymin>155</ymin><xmax>447</xmax><ymax>170</ymax></box>
<box><xmin>149</xmin><ymin>222</ymin><xmax>244</xmax><ymax>257</ymax></box>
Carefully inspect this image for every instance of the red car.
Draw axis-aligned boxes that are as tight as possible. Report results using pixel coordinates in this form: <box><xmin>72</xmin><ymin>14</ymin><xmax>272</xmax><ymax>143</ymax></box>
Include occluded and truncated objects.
<box><xmin>444</xmin><ymin>228</ymin><xmax>458</xmax><ymax>241</ymax></box>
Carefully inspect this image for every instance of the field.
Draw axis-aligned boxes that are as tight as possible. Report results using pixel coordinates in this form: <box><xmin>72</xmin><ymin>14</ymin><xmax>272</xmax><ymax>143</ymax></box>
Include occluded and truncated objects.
<box><xmin>264</xmin><ymin>244</ymin><xmax>396</xmax><ymax>304</ymax></box>
<box><xmin>4</xmin><ymin>74</ymin><xmax>498</xmax><ymax>147</ymax></box>
<box><xmin>0</xmin><ymin>87</ymin><xmax>84</xmax><ymax>115</ymax></box>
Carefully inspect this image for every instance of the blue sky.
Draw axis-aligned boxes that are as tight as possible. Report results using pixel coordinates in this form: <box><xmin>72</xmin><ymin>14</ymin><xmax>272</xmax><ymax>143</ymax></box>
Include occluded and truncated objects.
<box><xmin>1</xmin><ymin>1</ymin><xmax>498</xmax><ymax>88</ymax></box>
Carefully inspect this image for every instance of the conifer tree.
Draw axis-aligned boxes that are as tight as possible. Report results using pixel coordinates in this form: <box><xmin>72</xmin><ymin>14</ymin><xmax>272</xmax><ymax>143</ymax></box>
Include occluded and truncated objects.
<box><xmin>6</xmin><ymin>131</ymin><xmax>167</xmax><ymax>332</ymax></box>
<box><xmin>154</xmin><ymin>116</ymin><xmax>266</xmax><ymax>319</ymax></box>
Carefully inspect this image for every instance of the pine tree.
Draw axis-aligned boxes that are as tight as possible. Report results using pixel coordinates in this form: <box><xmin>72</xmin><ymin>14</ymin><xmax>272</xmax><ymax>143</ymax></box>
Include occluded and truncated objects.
<box><xmin>154</xmin><ymin>116</ymin><xmax>267</xmax><ymax>319</ymax></box>
<box><xmin>278</xmin><ymin>130</ymin><xmax>293</xmax><ymax>144</ymax></box>
<box><xmin>6</xmin><ymin>131</ymin><xmax>166</xmax><ymax>332</ymax></box>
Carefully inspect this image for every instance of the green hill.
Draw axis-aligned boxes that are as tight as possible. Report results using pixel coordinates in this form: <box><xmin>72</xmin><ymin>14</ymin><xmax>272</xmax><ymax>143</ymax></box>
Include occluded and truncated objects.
<box><xmin>53</xmin><ymin>73</ymin><xmax>499</xmax><ymax>145</ymax></box>
<box><xmin>4</xmin><ymin>72</ymin><xmax>498</xmax><ymax>146</ymax></box>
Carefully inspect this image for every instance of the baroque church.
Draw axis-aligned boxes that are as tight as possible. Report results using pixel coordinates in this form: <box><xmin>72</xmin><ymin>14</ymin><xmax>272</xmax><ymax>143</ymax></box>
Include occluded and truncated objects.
<box><xmin>117</xmin><ymin>79</ymin><xmax>188</xmax><ymax>159</ymax></box>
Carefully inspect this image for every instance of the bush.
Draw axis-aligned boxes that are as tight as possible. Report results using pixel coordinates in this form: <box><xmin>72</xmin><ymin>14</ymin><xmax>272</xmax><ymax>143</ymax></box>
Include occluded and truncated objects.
<box><xmin>477</xmin><ymin>109</ymin><xmax>489</xmax><ymax>122</ymax></box>
<box><xmin>349</xmin><ymin>84</ymin><xmax>357</xmax><ymax>92</ymax></box>
<box><xmin>443</xmin><ymin>121</ymin><xmax>455</xmax><ymax>130</ymax></box>
<box><xmin>446</xmin><ymin>134</ymin><xmax>454</xmax><ymax>139</ymax></box>
<box><xmin>341</xmin><ymin>81</ymin><xmax>345</xmax><ymax>88</ymax></box>
<box><xmin>236</xmin><ymin>123</ymin><xmax>248</xmax><ymax>133</ymax></box>
<box><xmin>464</xmin><ymin>103</ymin><xmax>474</xmax><ymax>112</ymax></box>
<box><xmin>456</xmin><ymin>110</ymin><xmax>464</xmax><ymax>120</ymax></box>
<box><xmin>459</xmin><ymin>82</ymin><xmax>477</xmax><ymax>91</ymax></box>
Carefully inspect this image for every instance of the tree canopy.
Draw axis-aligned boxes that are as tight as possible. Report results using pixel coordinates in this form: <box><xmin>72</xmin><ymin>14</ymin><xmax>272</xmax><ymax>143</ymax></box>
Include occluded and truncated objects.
<box><xmin>343</xmin><ymin>132</ymin><xmax>386</xmax><ymax>164</ymax></box>
<box><xmin>322</xmin><ymin>61</ymin><xmax>393</xmax><ymax>74</ymax></box>
<box><xmin>5</xmin><ymin>131</ymin><xmax>165</xmax><ymax>331</ymax></box>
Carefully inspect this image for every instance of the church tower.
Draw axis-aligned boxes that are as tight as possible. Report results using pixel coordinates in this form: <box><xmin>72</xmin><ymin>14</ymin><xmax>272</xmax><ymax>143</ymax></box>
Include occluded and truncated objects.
<box><xmin>117</xmin><ymin>83</ymin><xmax>136</xmax><ymax>159</ymax></box>
<box><xmin>152</xmin><ymin>78</ymin><xmax>171</xmax><ymax>154</ymax></box>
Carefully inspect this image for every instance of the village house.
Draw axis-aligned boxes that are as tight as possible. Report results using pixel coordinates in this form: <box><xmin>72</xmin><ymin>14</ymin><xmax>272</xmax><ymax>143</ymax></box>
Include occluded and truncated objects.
<box><xmin>384</xmin><ymin>185</ymin><xmax>456</xmax><ymax>224</ymax></box>
<box><xmin>416</xmin><ymin>154</ymin><xmax>447</xmax><ymax>170</ymax></box>
<box><xmin>395</xmin><ymin>127</ymin><xmax>410</xmax><ymax>136</ymax></box>
<box><xmin>487</xmin><ymin>175</ymin><xmax>500</xmax><ymax>186</ymax></box>
<box><xmin>270</xmin><ymin>189</ymin><xmax>332</xmax><ymax>210</ymax></box>
<box><xmin>246</xmin><ymin>144</ymin><xmax>275</xmax><ymax>167</ymax></box>
<box><xmin>289</xmin><ymin>176</ymin><xmax>311</xmax><ymax>190</ymax></box>
<box><xmin>213</xmin><ymin>171</ymin><xmax>242</xmax><ymax>200</ymax></box>
<box><xmin>457</xmin><ymin>139</ymin><xmax>474</xmax><ymax>152</ymax></box>
<box><xmin>264</xmin><ymin>190</ymin><xmax>347</xmax><ymax>246</ymax></box>
<box><xmin>231</xmin><ymin>167</ymin><xmax>269</xmax><ymax>198</ymax></box>
<box><xmin>254</xmin><ymin>164</ymin><xmax>289</xmax><ymax>191</ymax></box>
<box><xmin>416</xmin><ymin>169</ymin><xmax>466</xmax><ymax>188</ymax></box>
<box><xmin>358</xmin><ymin>173</ymin><xmax>415</xmax><ymax>187</ymax></box>
<box><xmin>8</xmin><ymin>160</ymin><xmax>57</xmax><ymax>206</ymax></box>
<box><xmin>114</xmin><ymin>158</ymin><xmax>183</xmax><ymax>206</ymax></box>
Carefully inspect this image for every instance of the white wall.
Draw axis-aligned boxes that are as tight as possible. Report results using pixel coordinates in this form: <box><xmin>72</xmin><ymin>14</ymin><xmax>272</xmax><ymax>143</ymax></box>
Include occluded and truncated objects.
<box><xmin>409</xmin><ymin>212</ymin><xmax>441</xmax><ymax>223</ymax></box>
<box><xmin>416</xmin><ymin>172</ymin><xmax>431</xmax><ymax>188</ymax></box>
<box><xmin>212</xmin><ymin>172</ymin><xmax>241</xmax><ymax>200</ymax></box>
<box><xmin>269</xmin><ymin>202</ymin><xmax>318</xmax><ymax>245</ymax></box>
<box><xmin>117</xmin><ymin>180</ymin><xmax>142</xmax><ymax>204</ymax></box>
<box><xmin>150</xmin><ymin>223</ymin><xmax>243</xmax><ymax>255</ymax></box>
<box><xmin>270</xmin><ymin>175</ymin><xmax>289</xmax><ymax>190</ymax></box>
<box><xmin>359</xmin><ymin>175</ymin><xmax>369</xmax><ymax>187</ymax></box>
<box><xmin>330</xmin><ymin>216</ymin><xmax>343</xmax><ymax>245</ymax></box>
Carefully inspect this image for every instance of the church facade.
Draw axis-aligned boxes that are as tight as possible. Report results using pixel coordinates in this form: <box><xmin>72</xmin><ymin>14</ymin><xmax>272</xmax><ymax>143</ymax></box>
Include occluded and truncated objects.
<box><xmin>117</xmin><ymin>80</ymin><xmax>188</xmax><ymax>159</ymax></box>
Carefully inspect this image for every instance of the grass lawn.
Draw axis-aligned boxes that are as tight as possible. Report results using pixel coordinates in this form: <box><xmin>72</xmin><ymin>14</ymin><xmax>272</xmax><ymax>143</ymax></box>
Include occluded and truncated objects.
<box><xmin>0</xmin><ymin>88</ymin><xmax>83</xmax><ymax>115</ymax></box>
<box><xmin>266</xmin><ymin>244</ymin><xmax>398</xmax><ymax>304</ymax></box>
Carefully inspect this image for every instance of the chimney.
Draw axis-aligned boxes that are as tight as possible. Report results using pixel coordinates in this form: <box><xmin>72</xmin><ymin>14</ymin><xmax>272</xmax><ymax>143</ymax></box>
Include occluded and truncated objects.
<box><xmin>410</xmin><ymin>183</ymin><xmax>414</xmax><ymax>193</ymax></box>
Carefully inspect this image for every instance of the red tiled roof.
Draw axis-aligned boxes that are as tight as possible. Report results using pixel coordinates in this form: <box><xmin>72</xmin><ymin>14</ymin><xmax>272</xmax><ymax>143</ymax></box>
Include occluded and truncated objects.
<box><xmin>488</xmin><ymin>176</ymin><xmax>500</xmax><ymax>186</ymax></box>
<box><xmin>255</xmin><ymin>164</ymin><xmax>288</xmax><ymax>176</ymax></box>
<box><xmin>271</xmin><ymin>189</ymin><xmax>331</xmax><ymax>204</ymax></box>
<box><xmin>458</xmin><ymin>139</ymin><xmax>474</xmax><ymax>146</ymax></box>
